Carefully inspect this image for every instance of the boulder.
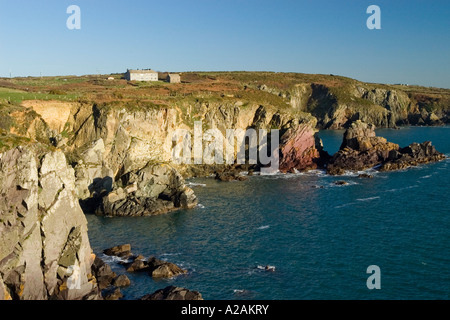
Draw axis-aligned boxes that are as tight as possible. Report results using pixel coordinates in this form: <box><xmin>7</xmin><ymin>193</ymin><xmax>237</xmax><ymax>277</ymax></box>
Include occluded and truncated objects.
<box><xmin>103</xmin><ymin>287</ymin><xmax>123</xmax><ymax>300</ymax></box>
<box><xmin>147</xmin><ymin>257</ymin><xmax>187</xmax><ymax>279</ymax></box>
<box><xmin>103</xmin><ymin>244</ymin><xmax>132</xmax><ymax>258</ymax></box>
<box><xmin>126</xmin><ymin>259</ymin><xmax>149</xmax><ymax>273</ymax></box>
<box><xmin>91</xmin><ymin>256</ymin><xmax>116</xmax><ymax>290</ymax></box>
<box><xmin>112</xmin><ymin>275</ymin><xmax>131</xmax><ymax>288</ymax></box>
<box><xmin>140</xmin><ymin>286</ymin><xmax>203</xmax><ymax>301</ymax></box>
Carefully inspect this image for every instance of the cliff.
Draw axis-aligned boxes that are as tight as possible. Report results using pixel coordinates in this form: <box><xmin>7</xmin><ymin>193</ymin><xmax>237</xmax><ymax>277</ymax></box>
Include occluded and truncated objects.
<box><xmin>0</xmin><ymin>146</ymin><xmax>99</xmax><ymax>300</ymax></box>
<box><xmin>0</xmin><ymin>72</ymin><xmax>448</xmax><ymax>299</ymax></box>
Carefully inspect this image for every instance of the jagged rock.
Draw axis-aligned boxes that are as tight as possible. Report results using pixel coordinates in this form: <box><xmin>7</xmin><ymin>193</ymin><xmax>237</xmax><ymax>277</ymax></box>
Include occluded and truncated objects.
<box><xmin>103</xmin><ymin>244</ymin><xmax>132</xmax><ymax>258</ymax></box>
<box><xmin>0</xmin><ymin>147</ymin><xmax>100</xmax><ymax>300</ymax></box>
<box><xmin>140</xmin><ymin>286</ymin><xmax>203</xmax><ymax>301</ymax></box>
<box><xmin>91</xmin><ymin>256</ymin><xmax>116</xmax><ymax>290</ymax></box>
<box><xmin>147</xmin><ymin>257</ymin><xmax>187</xmax><ymax>279</ymax></box>
<box><xmin>327</xmin><ymin>121</ymin><xmax>445</xmax><ymax>175</ymax></box>
<box><xmin>95</xmin><ymin>163</ymin><xmax>198</xmax><ymax>217</ymax></box>
<box><xmin>334</xmin><ymin>181</ymin><xmax>348</xmax><ymax>186</ymax></box>
<box><xmin>126</xmin><ymin>259</ymin><xmax>149</xmax><ymax>273</ymax></box>
<box><xmin>380</xmin><ymin>141</ymin><xmax>445</xmax><ymax>171</ymax></box>
<box><xmin>112</xmin><ymin>275</ymin><xmax>131</xmax><ymax>287</ymax></box>
<box><xmin>103</xmin><ymin>287</ymin><xmax>123</xmax><ymax>300</ymax></box>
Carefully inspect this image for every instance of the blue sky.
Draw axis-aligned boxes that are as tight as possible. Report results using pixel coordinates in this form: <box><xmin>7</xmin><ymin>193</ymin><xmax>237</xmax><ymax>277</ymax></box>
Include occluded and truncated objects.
<box><xmin>0</xmin><ymin>0</ymin><xmax>449</xmax><ymax>88</ymax></box>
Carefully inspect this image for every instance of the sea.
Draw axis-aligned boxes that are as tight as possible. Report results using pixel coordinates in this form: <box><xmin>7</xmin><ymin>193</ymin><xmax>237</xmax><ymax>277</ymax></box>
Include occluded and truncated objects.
<box><xmin>86</xmin><ymin>126</ymin><xmax>450</xmax><ymax>300</ymax></box>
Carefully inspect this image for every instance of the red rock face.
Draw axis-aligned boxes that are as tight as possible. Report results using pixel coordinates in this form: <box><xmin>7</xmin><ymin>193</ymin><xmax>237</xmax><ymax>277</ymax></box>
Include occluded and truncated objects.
<box><xmin>279</xmin><ymin>124</ymin><xmax>322</xmax><ymax>173</ymax></box>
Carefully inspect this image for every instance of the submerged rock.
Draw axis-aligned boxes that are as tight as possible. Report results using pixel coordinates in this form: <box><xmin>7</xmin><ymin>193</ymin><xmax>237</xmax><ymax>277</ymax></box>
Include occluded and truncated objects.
<box><xmin>140</xmin><ymin>286</ymin><xmax>203</xmax><ymax>301</ymax></box>
<box><xmin>326</xmin><ymin>120</ymin><xmax>445</xmax><ymax>175</ymax></box>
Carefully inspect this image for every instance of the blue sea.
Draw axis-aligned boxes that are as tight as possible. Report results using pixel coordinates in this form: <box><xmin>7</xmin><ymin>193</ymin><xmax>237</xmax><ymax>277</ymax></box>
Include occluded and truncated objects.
<box><xmin>86</xmin><ymin>126</ymin><xmax>450</xmax><ymax>300</ymax></box>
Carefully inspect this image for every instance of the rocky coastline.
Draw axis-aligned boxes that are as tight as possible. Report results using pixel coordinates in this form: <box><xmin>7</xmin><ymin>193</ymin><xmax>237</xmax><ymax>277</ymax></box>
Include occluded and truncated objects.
<box><xmin>1</xmin><ymin>72</ymin><xmax>448</xmax><ymax>300</ymax></box>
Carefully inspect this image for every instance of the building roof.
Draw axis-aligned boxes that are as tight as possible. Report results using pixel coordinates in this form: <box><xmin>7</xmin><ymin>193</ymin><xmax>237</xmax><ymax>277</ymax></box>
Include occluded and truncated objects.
<box><xmin>168</xmin><ymin>74</ymin><xmax>180</xmax><ymax>78</ymax></box>
<box><xmin>127</xmin><ymin>69</ymin><xmax>158</xmax><ymax>74</ymax></box>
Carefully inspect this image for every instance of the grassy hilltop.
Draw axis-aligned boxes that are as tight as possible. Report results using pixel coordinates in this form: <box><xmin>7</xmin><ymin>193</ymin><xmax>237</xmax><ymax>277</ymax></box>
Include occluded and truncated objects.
<box><xmin>0</xmin><ymin>71</ymin><xmax>449</xmax><ymax>153</ymax></box>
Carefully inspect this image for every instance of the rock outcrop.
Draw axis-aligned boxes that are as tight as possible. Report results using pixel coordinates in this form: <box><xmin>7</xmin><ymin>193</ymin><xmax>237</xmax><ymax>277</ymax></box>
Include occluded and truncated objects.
<box><xmin>140</xmin><ymin>286</ymin><xmax>203</xmax><ymax>301</ymax></box>
<box><xmin>0</xmin><ymin>147</ymin><xmax>99</xmax><ymax>300</ymax></box>
<box><xmin>327</xmin><ymin>121</ymin><xmax>445</xmax><ymax>175</ymax></box>
<box><xmin>94</xmin><ymin>163</ymin><xmax>198</xmax><ymax>217</ymax></box>
<box><xmin>279</xmin><ymin>119</ymin><xmax>329</xmax><ymax>173</ymax></box>
<box><xmin>380</xmin><ymin>141</ymin><xmax>446</xmax><ymax>171</ymax></box>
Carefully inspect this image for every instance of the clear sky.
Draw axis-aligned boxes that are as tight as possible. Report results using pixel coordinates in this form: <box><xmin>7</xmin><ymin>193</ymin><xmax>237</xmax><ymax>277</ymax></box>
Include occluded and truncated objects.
<box><xmin>0</xmin><ymin>0</ymin><xmax>449</xmax><ymax>88</ymax></box>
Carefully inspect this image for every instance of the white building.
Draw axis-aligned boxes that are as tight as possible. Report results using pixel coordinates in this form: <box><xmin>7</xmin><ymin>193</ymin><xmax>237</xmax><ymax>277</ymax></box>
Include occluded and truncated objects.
<box><xmin>166</xmin><ymin>74</ymin><xmax>181</xmax><ymax>83</ymax></box>
<box><xmin>125</xmin><ymin>69</ymin><xmax>158</xmax><ymax>81</ymax></box>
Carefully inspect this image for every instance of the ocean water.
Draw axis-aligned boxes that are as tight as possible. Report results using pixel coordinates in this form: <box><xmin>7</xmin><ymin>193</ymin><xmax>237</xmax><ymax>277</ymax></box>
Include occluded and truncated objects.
<box><xmin>86</xmin><ymin>126</ymin><xmax>450</xmax><ymax>300</ymax></box>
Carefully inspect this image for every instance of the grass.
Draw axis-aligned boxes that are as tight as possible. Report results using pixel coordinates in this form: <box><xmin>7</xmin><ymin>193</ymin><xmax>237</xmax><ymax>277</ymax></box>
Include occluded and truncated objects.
<box><xmin>0</xmin><ymin>87</ymin><xmax>79</xmax><ymax>104</ymax></box>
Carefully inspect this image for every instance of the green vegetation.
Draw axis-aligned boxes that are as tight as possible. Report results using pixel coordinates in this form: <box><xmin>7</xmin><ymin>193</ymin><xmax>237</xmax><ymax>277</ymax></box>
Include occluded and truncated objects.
<box><xmin>0</xmin><ymin>87</ymin><xmax>78</xmax><ymax>104</ymax></box>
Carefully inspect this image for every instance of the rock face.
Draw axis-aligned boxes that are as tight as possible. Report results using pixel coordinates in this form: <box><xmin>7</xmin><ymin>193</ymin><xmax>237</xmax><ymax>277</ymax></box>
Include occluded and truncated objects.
<box><xmin>327</xmin><ymin>121</ymin><xmax>445</xmax><ymax>175</ymax></box>
<box><xmin>0</xmin><ymin>147</ymin><xmax>99</xmax><ymax>300</ymax></box>
<box><xmin>140</xmin><ymin>286</ymin><xmax>203</xmax><ymax>301</ymax></box>
<box><xmin>279</xmin><ymin>119</ymin><xmax>329</xmax><ymax>173</ymax></box>
<box><xmin>95</xmin><ymin>163</ymin><xmax>198</xmax><ymax>217</ymax></box>
<box><xmin>73</xmin><ymin>139</ymin><xmax>113</xmax><ymax>200</ymax></box>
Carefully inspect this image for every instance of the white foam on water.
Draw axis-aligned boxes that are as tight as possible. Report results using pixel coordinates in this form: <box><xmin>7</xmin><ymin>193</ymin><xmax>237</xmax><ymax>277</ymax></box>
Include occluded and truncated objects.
<box><xmin>160</xmin><ymin>253</ymin><xmax>181</xmax><ymax>257</ymax></box>
<box><xmin>334</xmin><ymin>202</ymin><xmax>356</xmax><ymax>209</ymax></box>
<box><xmin>100</xmin><ymin>254</ymin><xmax>130</xmax><ymax>264</ymax></box>
<box><xmin>385</xmin><ymin>185</ymin><xmax>419</xmax><ymax>193</ymax></box>
<box><xmin>197</xmin><ymin>203</ymin><xmax>206</xmax><ymax>209</ymax></box>
<box><xmin>419</xmin><ymin>175</ymin><xmax>432</xmax><ymax>179</ymax></box>
<box><xmin>187</xmin><ymin>182</ymin><xmax>207</xmax><ymax>187</ymax></box>
<box><xmin>256</xmin><ymin>265</ymin><xmax>276</xmax><ymax>272</ymax></box>
<box><xmin>257</xmin><ymin>225</ymin><xmax>270</xmax><ymax>230</ymax></box>
<box><xmin>356</xmin><ymin>196</ymin><xmax>380</xmax><ymax>202</ymax></box>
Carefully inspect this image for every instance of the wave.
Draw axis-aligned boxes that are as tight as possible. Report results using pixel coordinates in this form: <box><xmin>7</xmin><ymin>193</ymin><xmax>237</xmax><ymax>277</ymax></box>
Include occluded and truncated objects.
<box><xmin>100</xmin><ymin>254</ymin><xmax>131</xmax><ymax>264</ymax></box>
<box><xmin>334</xmin><ymin>202</ymin><xmax>356</xmax><ymax>209</ymax></box>
<box><xmin>197</xmin><ymin>203</ymin><xmax>206</xmax><ymax>209</ymax></box>
<box><xmin>257</xmin><ymin>225</ymin><xmax>270</xmax><ymax>230</ymax></box>
<box><xmin>187</xmin><ymin>182</ymin><xmax>207</xmax><ymax>187</ymax></box>
<box><xmin>256</xmin><ymin>265</ymin><xmax>276</xmax><ymax>272</ymax></box>
<box><xmin>356</xmin><ymin>196</ymin><xmax>380</xmax><ymax>202</ymax></box>
<box><xmin>419</xmin><ymin>175</ymin><xmax>432</xmax><ymax>179</ymax></box>
<box><xmin>160</xmin><ymin>253</ymin><xmax>181</xmax><ymax>257</ymax></box>
<box><xmin>385</xmin><ymin>185</ymin><xmax>419</xmax><ymax>193</ymax></box>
